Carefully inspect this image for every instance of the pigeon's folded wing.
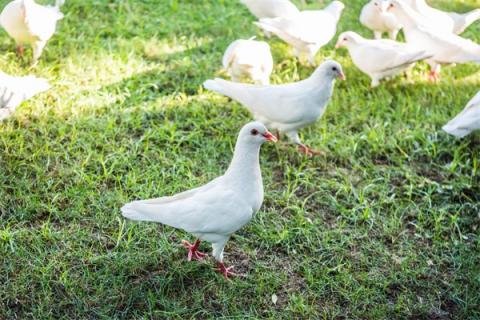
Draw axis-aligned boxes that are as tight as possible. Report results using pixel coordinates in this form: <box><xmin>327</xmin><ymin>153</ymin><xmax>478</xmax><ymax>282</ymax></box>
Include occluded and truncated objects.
<box><xmin>121</xmin><ymin>178</ymin><xmax>253</xmax><ymax>235</ymax></box>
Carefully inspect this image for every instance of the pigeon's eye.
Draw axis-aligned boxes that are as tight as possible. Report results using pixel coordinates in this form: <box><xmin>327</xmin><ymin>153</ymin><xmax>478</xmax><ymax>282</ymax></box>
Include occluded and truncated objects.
<box><xmin>251</xmin><ymin>129</ymin><xmax>259</xmax><ymax>135</ymax></box>
<box><xmin>343</xmin><ymin>37</ymin><xmax>347</xmax><ymax>41</ymax></box>
<box><xmin>332</xmin><ymin>67</ymin><xmax>337</xmax><ymax>71</ymax></box>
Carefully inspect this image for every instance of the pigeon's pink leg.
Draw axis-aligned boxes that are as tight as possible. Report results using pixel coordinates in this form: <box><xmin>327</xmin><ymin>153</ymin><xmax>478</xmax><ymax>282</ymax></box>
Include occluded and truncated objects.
<box><xmin>216</xmin><ymin>262</ymin><xmax>237</xmax><ymax>279</ymax></box>
<box><xmin>298</xmin><ymin>144</ymin><xmax>323</xmax><ymax>157</ymax></box>
<box><xmin>16</xmin><ymin>45</ymin><xmax>24</xmax><ymax>56</ymax></box>
<box><xmin>428</xmin><ymin>70</ymin><xmax>440</xmax><ymax>82</ymax></box>
<box><xmin>182</xmin><ymin>239</ymin><xmax>207</xmax><ymax>261</ymax></box>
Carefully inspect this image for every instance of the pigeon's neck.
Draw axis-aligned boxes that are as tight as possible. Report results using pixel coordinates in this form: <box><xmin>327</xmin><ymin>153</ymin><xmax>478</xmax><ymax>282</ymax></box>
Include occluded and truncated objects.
<box><xmin>225</xmin><ymin>140</ymin><xmax>262</xmax><ymax>187</ymax></box>
<box><xmin>394</xmin><ymin>6</ymin><xmax>421</xmax><ymax>29</ymax></box>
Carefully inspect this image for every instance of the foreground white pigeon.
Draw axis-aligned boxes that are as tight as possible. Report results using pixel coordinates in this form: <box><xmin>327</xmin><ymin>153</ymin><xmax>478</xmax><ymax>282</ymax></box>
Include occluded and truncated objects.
<box><xmin>0</xmin><ymin>0</ymin><xmax>65</xmax><ymax>63</ymax></box>
<box><xmin>443</xmin><ymin>91</ymin><xmax>480</xmax><ymax>138</ymax></box>
<box><xmin>240</xmin><ymin>0</ymin><xmax>300</xmax><ymax>19</ymax></box>
<box><xmin>222</xmin><ymin>37</ymin><xmax>273</xmax><ymax>85</ymax></box>
<box><xmin>409</xmin><ymin>0</ymin><xmax>480</xmax><ymax>35</ymax></box>
<box><xmin>388</xmin><ymin>0</ymin><xmax>480</xmax><ymax>81</ymax></box>
<box><xmin>0</xmin><ymin>71</ymin><xmax>50</xmax><ymax>120</ymax></box>
<box><xmin>204</xmin><ymin>61</ymin><xmax>344</xmax><ymax>155</ymax></box>
<box><xmin>121</xmin><ymin>122</ymin><xmax>277</xmax><ymax>279</ymax></box>
<box><xmin>254</xmin><ymin>1</ymin><xmax>345</xmax><ymax>65</ymax></box>
<box><xmin>335</xmin><ymin>31</ymin><xmax>431</xmax><ymax>87</ymax></box>
<box><xmin>360</xmin><ymin>0</ymin><xmax>402</xmax><ymax>40</ymax></box>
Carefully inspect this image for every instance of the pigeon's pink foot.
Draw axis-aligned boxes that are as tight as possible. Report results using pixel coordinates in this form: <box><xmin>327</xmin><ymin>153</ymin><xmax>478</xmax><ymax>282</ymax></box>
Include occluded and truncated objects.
<box><xmin>428</xmin><ymin>70</ymin><xmax>440</xmax><ymax>82</ymax></box>
<box><xmin>182</xmin><ymin>239</ymin><xmax>207</xmax><ymax>261</ymax></box>
<box><xmin>298</xmin><ymin>145</ymin><xmax>323</xmax><ymax>157</ymax></box>
<box><xmin>216</xmin><ymin>262</ymin><xmax>237</xmax><ymax>279</ymax></box>
<box><xmin>16</xmin><ymin>45</ymin><xmax>24</xmax><ymax>56</ymax></box>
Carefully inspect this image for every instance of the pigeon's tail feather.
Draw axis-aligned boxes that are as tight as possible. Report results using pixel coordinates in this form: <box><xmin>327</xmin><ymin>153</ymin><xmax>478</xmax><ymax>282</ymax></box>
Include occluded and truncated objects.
<box><xmin>442</xmin><ymin>123</ymin><xmax>470</xmax><ymax>138</ymax></box>
<box><xmin>254</xmin><ymin>21</ymin><xmax>277</xmax><ymax>34</ymax></box>
<box><xmin>121</xmin><ymin>202</ymin><xmax>157</xmax><ymax>222</ymax></box>
<box><xmin>450</xmin><ymin>9</ymin><xmax>480</xmax><ymax>34</ymax></box>
<box><xmin>203</xmin><ymin>78</ymin><xmax>244</xmax><ymax>100</ymax></box>
<box><xmin>55</xmin><ymin>0</ymin><xmax>65</xmax><ymax>9</ymax></box>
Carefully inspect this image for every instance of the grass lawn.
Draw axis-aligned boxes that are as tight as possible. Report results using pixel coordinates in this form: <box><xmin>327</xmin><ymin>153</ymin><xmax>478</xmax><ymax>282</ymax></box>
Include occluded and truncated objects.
<box><xmin>1</xmin><ymin>0</ymin><xmax>479</xmax><ymax>318</ymax></box>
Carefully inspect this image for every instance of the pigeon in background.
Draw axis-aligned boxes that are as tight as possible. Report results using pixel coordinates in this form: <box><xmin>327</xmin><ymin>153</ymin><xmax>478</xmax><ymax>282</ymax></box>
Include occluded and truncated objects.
<box><xmin>388</xmin><ymin>0</ymin><xmax>480</xmax><ymax>81</ymax></box>
<box><xmin>0</xmin><ymin>0</ymin><xmax>65</xmax><ymax>63</ymax></box>
<box><xmin>0</xmin><ymin>71</ymin><xmax>50</xmax><ymax>120</ymax></box>
<box><xmin>409</xmin><ymin>0</ymin><xmax>480</xmax><ymax>35</ymax></box>
<box><xmin>335</xmin><ymin>31</ymin><xmax>431</xmax><ymax>87</ymax></box>
<box><xmin>240</xmin><ymin>0</ymin><xmax>300</xmax><ymax>19</ymax></box>
<box><xmin>222</xmin><ymin>37</ymin><xmax>274</xmax><ymax>85</ymax></box>
<box><xmin>254</xmin><ymin>1</ymin><xmax>344</xmax><ymax>65</ymax></box>
<box><xmin>360</xmin><ymin>0</ymin><xmax>402</xmax><ymax>40</ymax></box>
<box><xmin>443</xmin><ymin>91</ymin><xmax>480</xmax><ymax>138</ymax></box>
<box><xmin>204</xmin><ymin>60</ymin><xmax>345</xmax><ymax>156</ymax></box>
<box><xmin>121</xmin><ymin>122</ymin><xmax>277</xmax><ymax>279</ymax></box>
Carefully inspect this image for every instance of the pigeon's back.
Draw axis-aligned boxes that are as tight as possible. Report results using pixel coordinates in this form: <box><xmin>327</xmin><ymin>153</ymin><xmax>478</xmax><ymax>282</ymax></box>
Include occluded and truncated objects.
<box><xmin>240</xmin><ymin>0</ymin><xmax>299</xmax><ymax>19</ymax></box>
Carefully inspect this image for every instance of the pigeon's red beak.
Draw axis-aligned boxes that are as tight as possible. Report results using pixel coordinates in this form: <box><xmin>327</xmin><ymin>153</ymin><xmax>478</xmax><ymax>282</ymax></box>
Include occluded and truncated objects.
<box><xmin>338</xmin><ymin>71</ymin><xmax>346</xmax><ymax>81</ymax></box>
<box><xmin>262</xmin><ymin>131</ymin><xmax>278</xmax><ymax>142</ymax></box>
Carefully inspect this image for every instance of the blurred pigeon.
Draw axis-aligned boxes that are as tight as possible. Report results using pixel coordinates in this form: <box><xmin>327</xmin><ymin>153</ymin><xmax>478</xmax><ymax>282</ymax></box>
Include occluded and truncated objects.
<box><xmin>336</xmin><ymin>31</ymin><xmax>431</xmax><ymax>87</ymax></box>
<box><xmin>223</xmin><ymin>37</ymin><xmax>273</xmax><ymax>85</ymax></box>
<box><xmin>240</xmin><ymin>0</ymin><xmax>300</xmax><ymax>19</ymax></box>
<box><xmin>121</xmin><ymin>122</ymin><xmax>277</xmax><ymax>279</ymax></box>
<box><xmin>254</xmin><ymin>1</ymin><xmax>344</xmax><ymax>65</ymax></box>
<box><xmin>204</xmin><ymin>61</ymin><xmax>345</xmax><ymax>156</ymax></box>
<box><xmin>443</xmin><ymin>91</ymin><xmax>480</xmax><ymax>138</ymax></box>
<box><xmin>409</xmin><ymin>0</ymin><xmax>480</xmax><ymax>35</ymax></box>
<box><xmin>360</xmin><ymin>0</ymin><xmax>402</xmax><ymax>40</ymax></box>
<box><xmin>0</xmin><ymin>71</ymin><xmax>50</xmax><ymax>120</ymax></box>
<box><xmin>389</xmin><ymin>0</ymin><xmax>480</xmax><ymax>81</ymax></box>
<box><xmin>0</xmin><ymin>0</ymin><xmax>65</xmax><ymax>63</ymax></box>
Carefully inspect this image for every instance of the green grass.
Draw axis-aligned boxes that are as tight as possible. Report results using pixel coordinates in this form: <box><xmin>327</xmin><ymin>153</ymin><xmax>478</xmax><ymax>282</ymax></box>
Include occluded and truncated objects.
<box><xmin>1</xmin><ymin>0</ymin><xmax>479</xmax><ymax>318</ymax></box>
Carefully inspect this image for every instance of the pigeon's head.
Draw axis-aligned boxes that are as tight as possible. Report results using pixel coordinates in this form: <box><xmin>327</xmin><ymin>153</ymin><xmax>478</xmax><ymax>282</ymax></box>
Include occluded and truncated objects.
<box><xmin>315</xmin><ymin>60</ymin><xmax>345</xmax><ymax>81</ymax></box>
<box><xmin>239</xmin><ymin>121</ymin><xmax>277</xmax><ymax>145</ymax></box>
<box><xmin>371</xmin><ymin>0</ymin><xmax>391</xmax><ymax>13</ymax></box>
<box><xmin>387</xmin><ymin>0</ymin><xmax>408</xmax><ymax>14</ymax></box>
<box><xmin>335</xmin><ymin>31</ymin><xmax>363</xmax><ymax>49</ymax></box>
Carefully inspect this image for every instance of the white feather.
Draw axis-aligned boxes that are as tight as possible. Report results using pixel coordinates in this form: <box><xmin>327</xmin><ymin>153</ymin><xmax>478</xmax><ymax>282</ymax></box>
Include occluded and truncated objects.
<box><xmin>443</xmin><ymin>91</ymin><xmax>480</xmax><ymax>138</ymax></box>
<box><xmin>222</xmin><ymin>38</ymin><xmax>273</xmax><ymax>85</ymax></box>
<box><xmin>0</xmin><ymin>71</ymin><xmax>50</xmax><ymax>120</ymax></box>
<box><xmin>240</xmin><ymin>0</ymin><xmax>299</xmax><ymax>19</ymax></box>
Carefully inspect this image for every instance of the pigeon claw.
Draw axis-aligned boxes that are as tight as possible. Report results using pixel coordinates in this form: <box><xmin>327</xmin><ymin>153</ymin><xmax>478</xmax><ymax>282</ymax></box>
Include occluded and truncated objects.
<box><xmin>16</xmin><ymin>45</ymin><xmax>24</xmax><ymax>56</ymax></box>
<box><xmin>182</xmin><ymin>239</ymin><xmax>207</xmax><ymax>261</ymax></box>
<box><xmin>298</xmin><ymin>145</ymin><xmax>323</xmax><ymax>157</ymax></box>
<box><xmin>216</xmin><ymin>262</ymin><xmax>237</xmax><ymax>279</ymax></box>
<box><xmin>428</xmin><ymin>70</ymin><xmax>440</xmax><ymax>82</ymax></box>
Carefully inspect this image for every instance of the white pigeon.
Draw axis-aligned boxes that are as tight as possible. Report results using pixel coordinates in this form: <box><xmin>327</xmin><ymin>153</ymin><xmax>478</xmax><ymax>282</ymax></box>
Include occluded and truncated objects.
<box><xmin>388</xmin><ymin>0</ymin><xmax>480</xmax><ymax>81</ymax></box>
<box><xmin>204</xmin><ymin>60</ymin><xmax>345</xmax><ymax>156</ymax></box>
<box><xmin>360</xmin><ymin>0</ymin><xmax>402</xmax><ymax>40</ymax></box>
<box><xmin>222</xmin><ymin>37</ymin><xmax>274</xmax><ymax>85</ymax></box>
<box><xmin>0</xmin><ymin>0</ymin><xmax>65</xmax><ymax>63</ymax></box>
<box><xmin>409</xmin><ymin>0</ymin><xmax>480</xmax><ymax>35</ymax></box>
<box><xmin>254</xmin><ymin>1</ymin><xmax>345</xmax><ymax>65</ymax></box>
<box><xmin>240</xmin><ymin>0</ymin><xmax>300</xmax><ymax>19</ymax></box>
<box><xmin>335</xmin><ymin>31</ymin><xmax>431</xmax><ymax>87</ymax></box>
<box><xmin>0</xmin><ymin>71</ymin><xmax>50</xmax><ymax>120</ymax></box>
<box><xmin>443</xmin><ymin>91</ymin><xmax>480</xmax><ymax>138</ymax></box>
<box><xmin>121</xmin><ymin>122</ymin><xmax>277</xmax><ymax>279</ymax></box>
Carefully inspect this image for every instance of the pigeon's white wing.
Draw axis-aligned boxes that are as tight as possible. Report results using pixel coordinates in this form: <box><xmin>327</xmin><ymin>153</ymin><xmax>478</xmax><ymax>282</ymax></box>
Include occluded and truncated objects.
<box><xmin>222</xmin><ymin>41</ymin><xmax>241</xmax><ymax>69</ymax></box>
<box><xmin>204</xmin><ymin>78</ymin><xmax>313</xmax><ymax>124</ymax></box>
<box><xmin>240</xmin><ymin>0</ymin><xmax>299</xmax><ymax>19</ymax></box>
<box><xmin>354</xmin><ymin>41</ymin><xmax>431</xmax><ymax>72</ymax></box>
<box><xmin>257</xmin><ymin>11</ymin><xmax>337</xmax><ymax>45</ymax></box>
<box><xmin>0</xmin><ymin>72</ymin><xmax>50</xmax><ymax>109</ymax></box>
<box><xmin>408</xmin><ymin>26</ymin><xmax>480</xmax><ymax>63</ymax></box>
<box><xmin>443</xmin><ymin>91</ymin><xmax>480</xmax><ymax>138</ymax></box>
<box><xmin>23</xmin><ymin>1</ymin><xmax>63</xmax><ymax>41</ymax></box>
<box><xmin>122</xmin><ymin>178</ymin><xmax>254</xmax><ymax>236</ymax></box>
